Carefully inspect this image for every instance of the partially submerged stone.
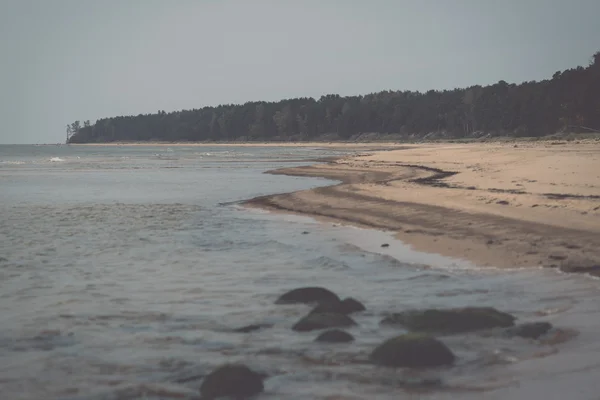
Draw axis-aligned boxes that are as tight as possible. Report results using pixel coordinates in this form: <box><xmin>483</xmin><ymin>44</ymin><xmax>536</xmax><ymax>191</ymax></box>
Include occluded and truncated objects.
<box><xmin>311</xmin><ymin>297</ymin><xmax>366</xmax><ymax>315</ymax></box>
<box><xmin>370</xmin><ymin>333</ymin><xmax>455</xmax><ymax>368</ymax></box>
<box><xmin>275</xmin><ymin>287</ymin><xmax>340</xmax><ymax>305</ymax></box>
<box><xmin>315</xmin><ymin>329</ymin><xmax>355</xmax><ymax>343</ymax></box>
<box><xmin>232</xmin><ymin>323</ymin><xmax>273</xmax><ymax>333</ymax></box>
<box><xmin>200</xmin><ymin>364</ymin><xmax>264</xmax><ymax>400</ymax></box>
<box><xmin>506</xmin><ymin>322</ymin><xmax>552</xmax><ymax>339</ymax></box>
<box><xmin>381</xmin><ymin>307</ymin><xmax>516</xmax><ymax>334</ymax></box>
<box><xmin>293</xmin><ymin>312</ymin><xmax>356</xmax><ymax>332</ymax></box>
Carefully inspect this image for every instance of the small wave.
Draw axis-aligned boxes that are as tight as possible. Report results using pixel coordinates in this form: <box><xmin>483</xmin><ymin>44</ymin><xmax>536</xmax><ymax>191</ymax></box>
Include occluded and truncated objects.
<box><xmin>310</xmin><ymin>256</ymin><xmax>350</xmax><ymax>270</ymax></box>
<box><xmin>404</xmin><ymin>272</ymin><xmax>452</xmax><ymax>281</ymax></box>
<box><xmin>0</xmin><ymin>330</ymin><xmax>76</xmax><ymax>352</ymax></box>
<box><xmin>0</xmin><ymin>160</ymin><xmax>25</xmax><ymax>165</ymax></box>
<box><xmin>49</xmin><ymin>157</ymin><xmax>65</xmax><ymax>162</ymax></box>
<box><xmin>65</xmin><ymin>382</ymin><xmax>200</xmax><ymax>400</ymax></box>
<box><xmin>436</xmin><ymin>288</ymin><xmax>490</xmax><ymax>297</ymax></box>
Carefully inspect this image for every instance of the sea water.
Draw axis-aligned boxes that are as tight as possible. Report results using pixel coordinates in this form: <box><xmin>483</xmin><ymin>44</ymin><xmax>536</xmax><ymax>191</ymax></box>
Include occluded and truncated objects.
<box><xmin>1</xmin><ymin>144</ymin><xmax>599</xmax><ymax>400</ymax></box>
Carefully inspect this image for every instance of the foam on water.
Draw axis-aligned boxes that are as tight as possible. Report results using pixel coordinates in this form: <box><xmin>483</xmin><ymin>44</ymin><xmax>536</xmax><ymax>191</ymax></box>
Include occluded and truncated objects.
<box><xmin>0</xmin><ymin>160</ymin><xmax>26</xmax><ymax>165</ymax></box>
<box><xmin>0</xmin><ymin>144</ymin><xmax>599</xmax><ymax>400</ymax></box>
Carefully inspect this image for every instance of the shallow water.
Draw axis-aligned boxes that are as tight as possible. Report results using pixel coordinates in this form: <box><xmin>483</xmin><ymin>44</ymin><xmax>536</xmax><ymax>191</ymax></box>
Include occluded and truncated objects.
<box><xmin>1</xmin><ymin>145</ymin><xmax>599</xmax><ymax>400</ymax></box>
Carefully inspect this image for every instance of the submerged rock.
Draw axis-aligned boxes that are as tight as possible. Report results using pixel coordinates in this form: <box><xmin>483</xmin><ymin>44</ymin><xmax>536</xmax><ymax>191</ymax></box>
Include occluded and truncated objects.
<box><xmin>293</xmin><ymin>312</ymin><xmax>356</xmax><ymax>332</ymax></box>
<box><xmin>200</xmin><ymin>364</ymin><xmax>264</xmax><ymax>400</ymax></box>
<box><xmin>506</xmin><ymin>322</ymin><xmax>552</xmax><ymax>339</ymax></box>
<box><xmin>311</xmin><ymin>297</ymin><xmax>366</xmax><ymax>315</ymax></box>
<box><xmin>232</xmin><ymin>323</ymin><xmax>273</xmax><ymax>333</ymax></box>
<box><xmin>381</xmin><ymin>307</ymin><xmax>516</xmax><ymax>334</ymax></box>
<box><xmin>275</xmin><ymin>287</ymin><xmax>340</xmax><ymax>305</ymax></box>
<box><xmin>315</xmin><ymin>329</ymin><xmax>355</xmax><ymax>343</ymax></box>
<box><xmin>370</xmin><ymin>333</ymin><xmax>455</xmax><ymax>368</ymax></box>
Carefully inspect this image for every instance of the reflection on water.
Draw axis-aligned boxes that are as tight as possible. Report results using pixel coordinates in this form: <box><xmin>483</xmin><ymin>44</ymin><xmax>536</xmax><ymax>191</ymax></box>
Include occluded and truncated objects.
<box><xmin>0</xmin><ymin>145</ymin><xmax>599</xmax><ymax>400</ymax></box>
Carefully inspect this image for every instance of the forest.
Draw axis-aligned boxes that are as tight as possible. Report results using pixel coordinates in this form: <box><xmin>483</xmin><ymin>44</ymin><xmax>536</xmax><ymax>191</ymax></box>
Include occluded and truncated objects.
<box><xmin>67</xmin><ymin>52</ymin><xmax>600</xmax><ymax>143</ymax></box>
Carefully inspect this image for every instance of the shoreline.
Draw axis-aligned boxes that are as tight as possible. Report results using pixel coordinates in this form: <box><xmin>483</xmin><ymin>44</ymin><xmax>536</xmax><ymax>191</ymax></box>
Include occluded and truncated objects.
<box><xmin>244</xmin><ymin>141</ymin><xmax>600</xmax><ymax>275</ymax></box>
<box><xmin>62</xmin><ymin>136</ymin><xmax>599</xmax><ymax>147</ymax></box>
<box><xmin>66</xmin><ymin>142</ymin><xmax>409</xmax><ymax>149</ymax></box>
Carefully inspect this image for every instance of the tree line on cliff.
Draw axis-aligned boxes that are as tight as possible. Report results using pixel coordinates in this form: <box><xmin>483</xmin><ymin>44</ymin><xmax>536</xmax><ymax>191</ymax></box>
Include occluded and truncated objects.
<box><xmin>67</xmin><ymin>52</ymin><xmax>600</xmax><ymax>143</ymax></box>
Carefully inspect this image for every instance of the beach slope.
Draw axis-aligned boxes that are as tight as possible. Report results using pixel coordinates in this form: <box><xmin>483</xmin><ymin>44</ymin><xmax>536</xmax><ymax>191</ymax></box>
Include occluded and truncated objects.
<box><xmin>246</xmin><ymin>141</ymin><xmax>600</xmax><ymax>270</ymax></box>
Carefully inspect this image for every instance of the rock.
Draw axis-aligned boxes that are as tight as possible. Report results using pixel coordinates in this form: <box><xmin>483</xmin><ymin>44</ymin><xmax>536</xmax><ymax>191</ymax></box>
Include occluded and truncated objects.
<box><xmin>340</xmin><ymin>297</ymin><xmax>366</xmax><ymax>313</ymax></box>
<box><xmin>315</xmin><ymin>329</ymin><xmax>355</xmax><ymax>343</ymax></box>
<box><xmin>506</xmin><ymin>322</ymin><xmax>552</xmax><ymax>339</ymax></box>
<box><xmin>232</xmin><ymin>323</ymin><xmax>273</xmax><ymax>333</ymax></box>
<box><xmin>200</xmin><ymin>364</ymin><xmax>264</xmax><ymax>400</ymax></box>
<box><xmin>381</xmin><ymin>243</ymin><xmax>390</xmax><ymax>248</ymax></box>
<box><xmin>302</xmin><ymin>231</ymin><xmax>310</xmax><ymax>234</ymax></box>
<box><xmin>496</xmin><ymin>200</ymin><xmax>510</xmax><ymax>205</ymax></box>
<box><xmin>311</xmin><ymin>297</ymin><xmax>366</xmax><ymax>315</ymax></box>
<box><xmin>370</xmin><ymin>333</ymin><xmax>455</xmax><ymax>368</ymax></box>
<box><xmin>381</xmin><ymin>307</ymin><xmax>516</xmax><ymax>334</ymax></box>
<box><xmin>275</xmin><ymin>287</ymin><xmax>340</xmax><ymax>305</ymax></box>
<box><xmin>293</xmin><ymin>312</ymin><xmax>356</xmax><ymax>332</ymax></box>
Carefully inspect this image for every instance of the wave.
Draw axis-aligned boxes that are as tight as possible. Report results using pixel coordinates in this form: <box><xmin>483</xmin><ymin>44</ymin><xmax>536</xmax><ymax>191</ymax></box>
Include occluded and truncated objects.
<box><xmin>0</xmin><ymin>160</ymin><xmax>25</xmax><ymax>165</ymax></box>
<box><xmin>49</xmin><ymin>157</ymin><xmax>65</xmax><ymax>162</ymax></box>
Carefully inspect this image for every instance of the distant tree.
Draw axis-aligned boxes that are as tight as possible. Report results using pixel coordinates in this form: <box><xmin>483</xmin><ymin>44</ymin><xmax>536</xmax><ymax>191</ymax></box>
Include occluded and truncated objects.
<box><xmin>67</xmin><ymin>51</ymin><xmax>600</xmax><ymax>144</ymax></box>
<box><xmin>70</xmin><ymin>121</ymin><xmax>81</xmax><ymax>135</ymax></box>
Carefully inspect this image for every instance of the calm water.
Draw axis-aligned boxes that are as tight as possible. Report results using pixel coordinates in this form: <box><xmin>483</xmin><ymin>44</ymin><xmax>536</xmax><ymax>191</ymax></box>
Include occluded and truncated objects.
<box><xmin>1</xmin><ymin>145</ymin><xmax>599</xmax><ymax>400</ymax></box>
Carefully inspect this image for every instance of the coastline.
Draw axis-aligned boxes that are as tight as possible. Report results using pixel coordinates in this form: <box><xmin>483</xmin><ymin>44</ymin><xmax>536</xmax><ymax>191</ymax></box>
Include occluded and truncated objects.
<box><xmin>67</xmin><ymin>141</ymin><xmax>408</xmax><ymax>149</ymax></box>
<box><xmin>244</xmin><ymin>141</ymin><xmax>600</xmax><ymax>273</ymax></box>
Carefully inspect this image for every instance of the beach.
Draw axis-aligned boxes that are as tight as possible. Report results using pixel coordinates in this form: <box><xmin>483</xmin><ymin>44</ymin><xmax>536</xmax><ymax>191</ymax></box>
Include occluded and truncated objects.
<box><xmin>246</xmin><ymin>140</ymin><xmax>600</xmax><ymax>270</ymax></box>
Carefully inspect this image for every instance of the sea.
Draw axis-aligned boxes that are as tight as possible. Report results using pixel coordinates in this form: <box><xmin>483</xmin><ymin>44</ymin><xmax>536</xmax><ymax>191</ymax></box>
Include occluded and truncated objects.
<box><xmin>0</xmin><ymin>144</ymin><xmax>599</xmax><ymax>400</ymax></box>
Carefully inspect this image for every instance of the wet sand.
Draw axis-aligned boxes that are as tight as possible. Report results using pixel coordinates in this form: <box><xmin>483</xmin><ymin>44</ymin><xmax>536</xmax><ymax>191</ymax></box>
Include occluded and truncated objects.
<box><xmin>245</xmin><ymin>141</ymin><xmax>600</xmax><ymax>270</ymax></box>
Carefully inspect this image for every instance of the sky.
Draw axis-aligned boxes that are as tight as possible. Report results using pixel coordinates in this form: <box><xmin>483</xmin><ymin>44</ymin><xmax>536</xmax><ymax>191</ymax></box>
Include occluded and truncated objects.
<box><xmin>1</xmin><ymin>0</ymin><xmax>599</xmax><ymax>144</ymax></box>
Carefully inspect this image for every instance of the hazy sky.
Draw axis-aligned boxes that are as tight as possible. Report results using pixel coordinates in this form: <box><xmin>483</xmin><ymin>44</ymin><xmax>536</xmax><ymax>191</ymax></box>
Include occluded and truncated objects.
<box><xmin>1</xmin><ymin>0</ymin><xmax>599</xmax><ymax>144</ymax></box>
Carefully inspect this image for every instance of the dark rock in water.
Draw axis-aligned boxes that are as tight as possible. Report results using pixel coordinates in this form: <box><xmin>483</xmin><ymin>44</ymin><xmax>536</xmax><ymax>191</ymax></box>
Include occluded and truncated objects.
<box><xmin>232</xmin><ymin>323</ymin><xmax>273</xmax><ymax>333</ymax></box>
<box><xmin>315</xmin><ymin>329</ymin><xmax>354</xmax><ymax>343</ymax></box>
<box><xmin>370</xmin><ymin>333</ymin><xmax>455</xmax><ymax>368</ymax></box>
<box><xmin>381</xmin><ymin>307</ymin><xmax>516</xmax><ymax>334</ymax></box>
<box><xmin>381</xmin><ymin>243</ymin><xmax>390</xmax><ymax>248</ymax></box>
<box><xmin>340</xmin><ymin>297</ymin><xmax>366</xmax><ymax>313</ymax></box>
<box><xmin>200</xmin><ymin>364</ymin><xmax>264</xmax><ymax>400</ymax></box>
<box><xmin>311</xmin><ymin>297</ymin><xmax>366</xmax><ymax>315</ymax></box>
<box><xmin>559</xmin><ymin>264</ymin><xmax>600</xmax><ymax>277</ymax></box>
<box><xmin>275</xmin><ymin>287</ymin><xmax>340</xmax><ymax>305</ymax></box>
<box><xmin>293</xmin><ymin>312</ymin><xmax>356</xmax><ymax>332</ymax></box>
<box><xmin>506</xmin><ymin>322</ymin><xmax>552</xmax><ymax>339</ymax></box>
<box><xmin>302</xmin><ymin>231</ymin><xmax>310</xmax><ymax>234</ymax></box>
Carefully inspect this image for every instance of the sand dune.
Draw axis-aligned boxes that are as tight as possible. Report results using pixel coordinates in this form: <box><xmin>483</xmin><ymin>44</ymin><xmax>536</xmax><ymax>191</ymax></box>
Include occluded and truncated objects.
<box><xmin>246</xmin><ymin>141</ymin><xmax>600</xmax><ymax>270</ymax></box>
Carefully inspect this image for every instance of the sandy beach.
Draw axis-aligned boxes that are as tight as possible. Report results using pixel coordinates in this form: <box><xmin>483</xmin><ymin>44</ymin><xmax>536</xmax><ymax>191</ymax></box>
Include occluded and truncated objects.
<box><xmin>246</xmin><ymin>140</ymin><xmax>600</xmax><ymax>271</ymax></box>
